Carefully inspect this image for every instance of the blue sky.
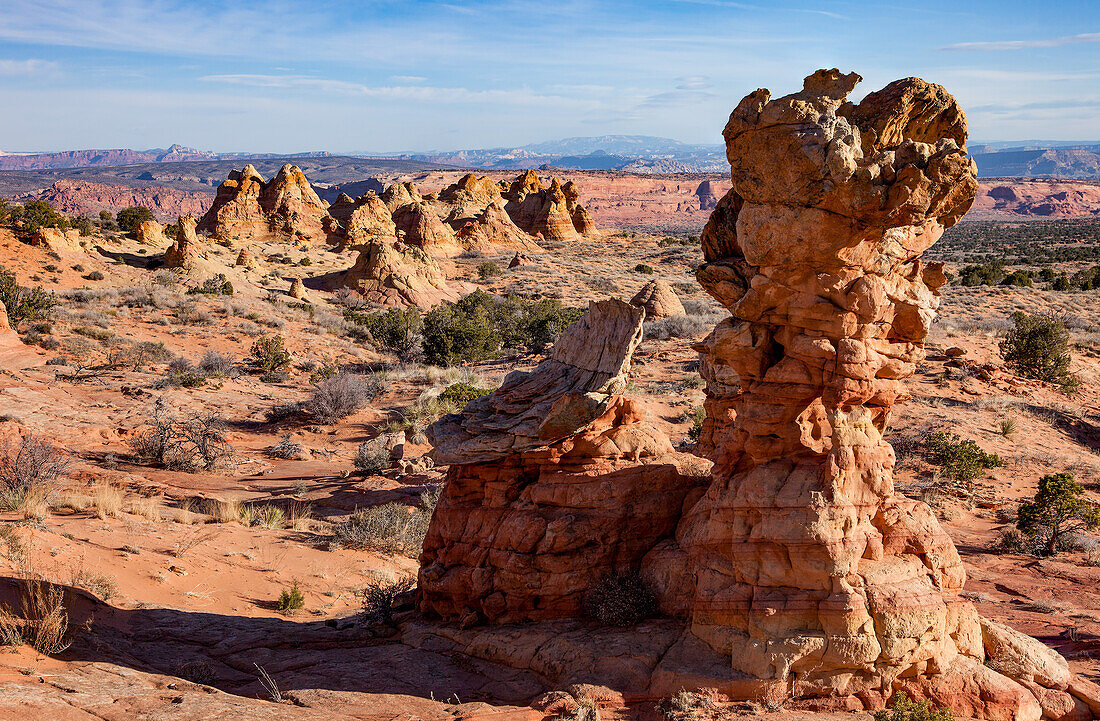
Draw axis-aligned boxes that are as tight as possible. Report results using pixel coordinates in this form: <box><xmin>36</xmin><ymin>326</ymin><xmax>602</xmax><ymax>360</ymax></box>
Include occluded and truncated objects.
<box><xmin>0</xmin><ymin>0</ymin><xmax>1097</xmax><ymax>153</ymax></box>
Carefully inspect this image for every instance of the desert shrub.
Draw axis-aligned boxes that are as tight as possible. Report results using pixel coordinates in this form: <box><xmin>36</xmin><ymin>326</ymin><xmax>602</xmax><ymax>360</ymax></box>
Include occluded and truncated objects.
<box><xmin>585</xmin><ymin>573</ymin><xmax>657</xmax><ymax>626</ymax></box>
<box><xmin>128</xmin><ymin>399</ymin><xmax>230</xmax><ymax>472</ymax></box>
<box><xmin>999</xmin><ymin>312</ymin><xmax>1079</xmax><ymax>393</ymax></box>
<box><xmin>361</xmin><ymin>576</ymin><xmax>415</xmax><ymax>625</ymax></box>
<box><xmin>437</xmin><ymin>382</ymin><xmax>492</xmax><ymax>408</ymax></box>
<box><xmin>1052</xmin><ymin>275</ymin><xmax>1072</xmax><ymax>291</ymax></box>
<box><xmin>70</xmin><ymin>215</ymin><xmax>93</xmax><ymax>237</ymax></box>
<box><xmin>1071</xmin><ymin>264</ymin><xmax>1100</xmax><ymax>290</ymax></box>
<box><xmin>645</xmin><ymin>314</ymin><xmax>713</xmax><ymax>340</ymax></box>
<box><xmin>1000</xmin><ymin>270</ymin><xmax>1033</xmax><ymax>287</ymax></box>
<box><xmin>686</xmin><ymin>406</ymin><xmax>706</xmax><ymax>444</ymax></box>
<box><xmin>267</xmin><ymin>434</ymin><xmax>302</xmax><ymax>460</ymax></box>
<box><xmin>477</xmin><ymin>261</ymin><xmax>502</xmax><ymax>280</ymax></box>
<box><xmin>249</xmin><ymin>335</ymin><xmax>291</xmax><ymax>372</ymax></box>
<box><xmin>18</xmin><ymin>200</ymin><xmax>69</xmax><ymax>235</ymax></box>
<box><xmin>198</xmin><ymin>350</ymin><xmax>235</xmax><ymax>377</ymax></box>
<box><xmin>265</xmin><ymin>401</ymin><xmax>302</xmax><ymax>423</ymax></box>
<box><xmin>633</xmin><ymin>263</ymin><xmax>654</xmax><ymax>274</ymax></box>
<box><xmin>345</xmin><ymin>306</ymin><xmax>423</xmax><ymax>361</ymax></box>
<box><xmin>0</xmin><ymin>577</ymin><xmax>72</xmax><ymax>654</ymax></box>
<box><xmin>1016</xmin><ymin>472</ymin><xmax>1100</xmax><ymax>556</ymax></box>
<box><xmin>958</xmin><ymin>263</ymin><xmax>1004</xmax><ymax>286</ymax></box>
<box><xmin>422</xmin><ymin>290</ymin><xmax>583</xmax><ymax>366</ymax></box>
<box><xmin>305</xmin><ymin>372</ymin><xmax>382</xmax><ymax>423</ymax></box>
<box><xmin>257</xmin><ymin>504</ymin><xmax>285</xmax><ymax>529</ymax></box>
<box><xmin>354</xmin><ymin>442</ymin><xmax>391</xmax><ymax>476</ymax></box>
<box><xmin>115</xmin><ymin>206</ymin><xmax>155</xmax><ymax>234</ymax></box>
<box><xmin>874</xmin><ymin>692</ymin><xmax>953</xmax><ymax>721</ymax></box>
<box><xmin>926</xmin><ymin>431</ymin><xmax>1001</xmax><ymax>484</ymax></box>
<box><xmin>276</xmin><ymin>580</ymin><xmax>305</xmax><ymax>613</ymax></box>
<box><xmin>0</xmin><ymin>434</ymin><xmax>70</xmax><ymax>511</ymax></box>
<box><xmin>157</xmin><ymin>358</ymin><xmax>206</xmax><ymax>389</ymax></box>
<box><xmin>186</xmin><ymin>274</ymin><xmax>234</xmax><ymax>296</ymax></box>
<box><xmin>657</xmin><ymin>690</ymin><xmax>715</xmax><ymax>721</ymax></box>
<box><xmin>0</xmin><ymin>267</ymin><xmax>57</xmax><ymax>329</ymax></box>
<box><xmin>329</xmin><ymin>494</ymin><xmax>436</xmax><ymax>557</ymax></box>
<box><xmin>86</xmin><ymin>271</ymin><xmax>105</xmax><ymax>281</ymax></box>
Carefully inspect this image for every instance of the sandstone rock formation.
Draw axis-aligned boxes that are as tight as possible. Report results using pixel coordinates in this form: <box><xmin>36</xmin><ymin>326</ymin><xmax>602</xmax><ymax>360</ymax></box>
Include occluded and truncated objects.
<box><xmin>30</xmin><ymin>227</ymin><xmax>84</xmax><ymax>254</ymax></box>
<box><xmin>0</xmin><ymin>299</ymin><xmax>40</xmax><ymax>368</ymax></box>
<box><xmin>288</xmin><ymin>277</ymin><xmax>308</xmax><ymax>301</ymax></box>
<box><xmin>630</xmin><ymin>278</ymin><xmax>685</xmax><ymax>320</ymax></box>
<box><xmin>197</xmin><ymin>164</ymin><xmax>331</xmax><ymax>242</ymax></box>
<box><xmin>416</xmin><ymin>70</ymin><xmax>1097</xmax><ymax>720</ymax></box>
<box><xmin>329</xmin><ymin>191</ymin><xmax>395</xmax><ymax>248</ymax></box>
<box><xmin>162</xmin><ymin>215</ymin><xmax>203</xmax><ymax>269</ymax></box>
<box><xmin>134</xmin><ymin>219</ymin><xmax>165</xmax><ymax>245</ymax></box>
<box><xmin>421</xmin><ymin>299</ymin><xmax>710</xmax><ymax>623</ymax></box>
<box><xmin>503</xmin><ymin>172</ymin><xmax>599</xmax><ymax>242</ymax></box>
<box><xmin>234</xmin><ymin>248</ymin><xmax>256</xmax><ymax>267</ymax></box>
<box><xmin>337</xmin><ymin>240</ymin><xmax>464</xmax><ymax>308</ymax></box>
<box><xmin>509</xmin><ymin>251</ymin><xmax>531</xmax><ymax>268</ymax></box>
<box><xmin>392</xmin><ymin>201</ymin><xmax>458</xmax><ymax>252</ymax></box>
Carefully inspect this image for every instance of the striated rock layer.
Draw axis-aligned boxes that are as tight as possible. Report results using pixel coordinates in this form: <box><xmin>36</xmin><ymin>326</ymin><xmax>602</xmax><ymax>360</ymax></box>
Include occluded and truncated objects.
<box><xmin>196</xmin><ymin>164</ymin><xmax>331</xmax><ymax>242</ymax></box>
<box><xmin>420</xmin><ymin>300</ymin><xmax>710</xmax><ymax>624</ymax></box>
<box><xmin>656</xmin><ymin>69</ymin><xmax>1087</xmax><ymax>718</ymax></box>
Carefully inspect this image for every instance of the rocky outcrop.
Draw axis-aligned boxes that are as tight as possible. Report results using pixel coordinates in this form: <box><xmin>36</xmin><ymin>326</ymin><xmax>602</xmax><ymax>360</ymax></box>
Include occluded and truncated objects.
<box><xmin>392</xmin><ymin>201</ymin><xmax>458</xmax><ymax>252</ymax></box>
<box><xmin>504</xmin><ymin>173</ymin><xmax>579</xmax><ymax>242</ymax></box>
<box><xmin>329</xmin><ymin>191</ymin><xmax>396</xmax><ymax>248</ymax></box>
<box><xmin>20</xmin><ymin>179</ymin><xmax>212</xmax><ymax>221</ymax></box>
<box><xmin>288</xmin><ymin>277</ymin><xmax>308</xmax><ymax>301</ymax></box>
<box><xmin>197</xmin><ymin>164</ymin><xmax>331</xmax><ymax>242</ymax></box>
<box><xmin>382</xmin><ymin>182</ymin><xmax>422</xmax><ymax>212</ymax></box>
<box><xmin>509</xmin><ymin>251</ymin><xmax>531</xmax><ymax>268</ymax></box>
<box><xmin>0</xmin><ymin>299</ymin><xmax>40</xmax><ymax>368</ymax></box>
<box><xmin>630</xmin><ymin>278</ymin><xmax>685</xmax><ymax>320</ymax></box>
<box><xmin>162</xmin><ymin>215</ymin><xmax>203</xmax><ymax>269</ymax></box>
<box><xmin>30</xmin><ymin>227</ymin><xmax>84</xmax><ymax>254</ymax></box>
<box><xmin>421</xmin><ymin>299</ymin><xmax>710</xmax><ymax>624</ymax></box>
<box><xmin>643</xmin><ymin>69</ymin><xmax>1078</xmax><ymax>718</ymax></box>
<box><xmin>336</xmin><ymin>240</ymin><xmax>465</xmax><ymax>308</ymax></box>
<box><xmin>134</xmin><ymin>219</ymin><xmax>165</xmax><ymax>245</ymax></box>
<box><xmin>234</xmin><ymin>248</ymin><xmax>256</xmax><ymax>267</ymax></box>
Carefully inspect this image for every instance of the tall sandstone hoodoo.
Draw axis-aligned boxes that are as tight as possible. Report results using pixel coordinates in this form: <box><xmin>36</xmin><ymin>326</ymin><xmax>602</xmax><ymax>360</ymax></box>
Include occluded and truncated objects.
<box><xmin>162</xmin><ymin>215</ymin><xmax>203</xmax><ymax>270</ymax></box>
<box><xmin>416</xmin><ymin>71</ymin><xmax>1100</xmax><ymax>720</ymax></box>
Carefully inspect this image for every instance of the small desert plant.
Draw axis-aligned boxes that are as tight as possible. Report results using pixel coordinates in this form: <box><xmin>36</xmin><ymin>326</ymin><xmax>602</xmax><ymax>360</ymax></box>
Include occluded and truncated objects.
<box><xmin>436</xmin><ymin>381</ymin><xmax>492</xmax><ymax>408</ymax></box>
<box><xmin>657</xmin><ymin>689</ymin><xmax>715</xmax><ymax>721</ymax></box>
<box><xmin>254</xmin><ymin>663</ymin><xmax>282</xmax><ymax>702</ymax></box>
<box><xmin>633</xmin><ymin>263</ymin><xmax>654</xmax><ymax>274</ymax></box>
<box><xmin>329</xmin><ymin>498</ymin><xmax>434</xmax><ymax>557</ymax></box>
<box><xmin>276</xmin><ymin>580</ymin><xmax>305</xmax><ymax>613</ymax></box>
<box><xmin>686</xmin><ymin>406</ymin><xmax>706</xmax><ymax>444</ymax></box>
<box><xmin>998</xmin><ymin>418</ymin><xmax>1017</xmax><ymax>437</ymax></box>
<box><xmin>186</xmin><ymin>274</ymin><xmax>234</xmax><ymax>296</ymax></box>
<box><xmin>198</xmin><ymin>350</ymin><xmax>235</xmax><ymax>377</ymax></box>
<box><xmin>304</xmin><ymin>372</ymin><xmax>382</xmax><ymax>423</ymax></box>
<box><xmin>249</xmin><ymin>335</ymin><xmax>291</xmax><ymax>373</ymax></box>
<box><xmin>203</xmin><ymin>497</ymin><xmax>241</xmax><ymax>524</ymax></box>
<box><xmin>874</xmin><ymin>692</ymin><xmax>953</xmax><ymax>721</ymax></box>
<box><xmin>0</xmin><ymin>577</ymin><xmax>72</xmax><ymax>654</ymax></box>
<box><xmin>584</xmin><ymin>573</ymin><xmax>657</xmax><ymax>627</ymax></box>
<box><xmin>354</xmin><ymin>442</ymin><xmax>391</xmax><ymax>476</ymax></box>
<box><xmin>0</xmin><ymin>434</ymin><xmax>70</xmax><ymax>511</ymax></box>
<box><xmin>1017</xmin><ymin>472</ymin><xmax>1100</xmax><ymax>556</ymax></box>
<box><xmin>267</xmin><ymin>434</ymin><xmax>302</xmax><ymax>459</ymax></box>
<box><xmin>361</xmin><ymin>575</ymin><xmax>415</xmax><ymax>625</ymax></box>
<box><xmin>0</xmin><ymin>267</ymin><xmax>57</xmax><ymax>329</ymax></box>
<box><xmin>999</xmin><ymin>311</ymin><xmax>1079</xmax><ymax>393</ymax></box>
<box><xmin>91</xmin><ymin>483</ymin><xmax>123</xmax><ymax>519</ymax></box>
<box><xmin>926</xmin><ymin>431</ymin><xmax>1001</xmax><ymax>484</ymax></box>
<box><xmin>477</xmin><ymin>261</ymin><xmax>502</xmax><ymax>280</ymax></box>
<box><xmin>257</xmin><ymin>504</ymin><xmax>285</xmax><ymax>529</ymax></box>
<box><xmin>265</xmin><ymin>401</ymin><xmax>302</xmax><ymax>423</ymax></box>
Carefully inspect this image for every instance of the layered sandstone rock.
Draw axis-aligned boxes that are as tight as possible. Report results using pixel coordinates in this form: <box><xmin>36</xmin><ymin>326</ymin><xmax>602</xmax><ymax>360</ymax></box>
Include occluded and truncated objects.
<box><xmin>654</xmin><ymin>69</ymin><xmax>1079</xmax><ymax>718</ymax></box>
<box><xmin>162</xmin><ymin>215</ymin><xmax>203</xmax><ymax>270</ymax></box>
<box><xmin>421</xmin><ymin>299</ymin><xmax>709</xmax><ymax>624</ymax></box>
<box><xmin>392</xmin><ymin>201</ymin><xmax>458</xmax><ymax>252</ymax></box>
<box><xmin>288</xmin><ymin>277</ymin><xmax>309</xmax><ymax>301</ymax></box>
<box><xmin>630</xmin><ymin>278</ymin><xmax>685</xmax><ymax>320</ymax></box>
<box><xmin>197</xmin><ymin>164</ymin><xmax>331</xmax><ymax>242</ymax></box>
<box><xmin>234</xmin><ymin>248</ymin><xmax>257</xmax><ymax>267</ymax></box>
<box><xmin>503</xmin><ymin>171</ymin><xmax>600</xmax><ymax>242</ymax></box>
<box><xmin>330</xmin><ymin>191</ymin><xmax>396</xmax><ymax>248</ymax></box>
<box><xmin>0</xmin><ymin>299</ymin><xmax>40</xmax><ymax>368</ymax></box>
<box><xmin>30</xmin><ymin>227</ymin><xmax>84</xmax><ymax>254</ymax></box>
<box><xmin>337</xmin><ymin>240</ymin><xmax>464</xmax><ymax>308</ymax></box>
<box><xmin>135</xmin><ymin>219</ymin><xmax>165</xmax><ymax>245</ymax></box>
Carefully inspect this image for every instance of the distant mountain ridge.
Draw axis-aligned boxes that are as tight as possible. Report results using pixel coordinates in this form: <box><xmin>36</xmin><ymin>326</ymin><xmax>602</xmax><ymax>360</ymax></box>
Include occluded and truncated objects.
<box><xmin>4</xmin><ymin>136</ymin><xmax>1100</xmax><ymax>178</ymax></box>
<box><xmin>0</xmin><ymin>145</ymin><xmax>333</xmax><ymax>171</ymax></box>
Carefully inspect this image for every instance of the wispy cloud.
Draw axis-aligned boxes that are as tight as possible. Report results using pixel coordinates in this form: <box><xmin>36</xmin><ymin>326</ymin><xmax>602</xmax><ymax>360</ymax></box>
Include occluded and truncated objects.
<box><xmin>941</xmin><ymin>32</ymin><xmax>1100</xmax><ymax>51</ymax></box>
<box><xmin>199</xmin><ymin>74</ymin><xmax>595</xmax><ymax>108</ymax></box>
<box><xmin>0</xmin><ymin>58</ymin><xmax>57</xmax><ymax>76</ymax></box>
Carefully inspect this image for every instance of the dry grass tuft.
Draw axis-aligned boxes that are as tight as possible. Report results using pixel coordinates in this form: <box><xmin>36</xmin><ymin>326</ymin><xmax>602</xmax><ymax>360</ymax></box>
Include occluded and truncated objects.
<box><xmin>0</xmin><ymin>576</ymin><xmax>72</xmax><ymax>654</ymax></box>
<box><xmin>92</xmin><ymin>483</ymin><xmax>123</xmax><ymax>519</ymax></box>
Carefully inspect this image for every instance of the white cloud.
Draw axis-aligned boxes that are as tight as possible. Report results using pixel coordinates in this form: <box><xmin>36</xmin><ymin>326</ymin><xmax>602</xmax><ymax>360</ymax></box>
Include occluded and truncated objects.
<box><xmin>0</xmin><ymin>58</ymin><xmax>58</xmax><ymax>76</ymax></box>
<box><xmin>941</xmin><ymin>32</ymin><xmax>1100</xmax><ymax>52</ymax></box>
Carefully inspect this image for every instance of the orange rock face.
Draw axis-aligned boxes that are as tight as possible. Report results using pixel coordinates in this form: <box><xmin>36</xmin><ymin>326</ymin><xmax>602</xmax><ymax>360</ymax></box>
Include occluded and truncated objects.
<box><xmin>196</xmin><ymin>164</ymin><xmax>331</xmax><ymax>242</ymax></box>
<box><xmin>162</xmin><ymin>214</ymin><xmax>203</xmax><ymax>269</ymax></box>
<box><xmin>420</xmin><ymin>300</ymin><xmax>709</xmax><ymax>623</ymax></box>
